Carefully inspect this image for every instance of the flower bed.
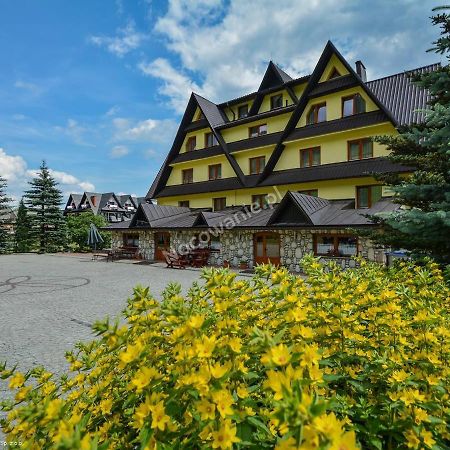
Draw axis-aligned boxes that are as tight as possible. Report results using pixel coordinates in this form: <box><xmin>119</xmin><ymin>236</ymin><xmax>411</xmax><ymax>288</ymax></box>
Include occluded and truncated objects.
<box><xmin>1</xmin><ymin>256</ymin><xmax>449</xmax><ymax>449</ymax></box>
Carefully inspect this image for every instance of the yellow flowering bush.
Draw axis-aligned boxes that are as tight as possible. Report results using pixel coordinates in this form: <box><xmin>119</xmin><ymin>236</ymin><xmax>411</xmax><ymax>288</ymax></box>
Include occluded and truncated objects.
<box><xmin>1</xmin><ymin>256</ymin><xmax>449</xmax><ymax>449</ymax></box>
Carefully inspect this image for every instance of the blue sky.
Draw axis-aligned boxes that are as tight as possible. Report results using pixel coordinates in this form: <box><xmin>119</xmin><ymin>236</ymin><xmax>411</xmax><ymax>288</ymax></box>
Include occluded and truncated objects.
<box><xmin>0</xmin><ymin>0</ymin><xmax>442</xmax><ymax>202</ymax></box>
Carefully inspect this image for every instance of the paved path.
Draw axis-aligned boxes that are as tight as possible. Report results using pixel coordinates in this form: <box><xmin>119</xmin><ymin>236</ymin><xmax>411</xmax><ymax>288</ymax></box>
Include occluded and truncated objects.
<box><xmin>0</xmin><ymin>253</ymin><xmax>204</xmax><ymax>436</ymax></box>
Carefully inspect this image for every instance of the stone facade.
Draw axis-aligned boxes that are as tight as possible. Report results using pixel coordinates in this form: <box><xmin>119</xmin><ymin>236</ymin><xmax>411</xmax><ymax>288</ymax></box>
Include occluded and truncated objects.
<box><xmin>110</xmin><ymin>227</ymin><xmax>385</xmax><ymax>270</ymax></box>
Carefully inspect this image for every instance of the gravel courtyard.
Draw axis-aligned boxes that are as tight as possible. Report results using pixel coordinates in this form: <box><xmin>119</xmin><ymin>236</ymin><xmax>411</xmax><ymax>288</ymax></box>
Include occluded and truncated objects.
<box><xmin>0</xmin><ymin>254</ymin><xmax>203</xmax><ymax>402</ymax></box>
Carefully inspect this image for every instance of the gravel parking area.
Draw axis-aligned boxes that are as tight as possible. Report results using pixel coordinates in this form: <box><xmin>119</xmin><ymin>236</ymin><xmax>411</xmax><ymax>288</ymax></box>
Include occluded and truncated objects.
<box><xmin>0</xmin><ymin>254</ymin><xmax>203</xmax><ymax>406</ymax></box>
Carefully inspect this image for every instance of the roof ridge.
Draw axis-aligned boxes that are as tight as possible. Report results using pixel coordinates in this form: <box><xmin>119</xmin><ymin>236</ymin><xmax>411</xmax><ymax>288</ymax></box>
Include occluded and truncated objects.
<box><xmin>367</xmin><ymin>62</ymin><xmax>441</xmax><ymax>84</ymax></box>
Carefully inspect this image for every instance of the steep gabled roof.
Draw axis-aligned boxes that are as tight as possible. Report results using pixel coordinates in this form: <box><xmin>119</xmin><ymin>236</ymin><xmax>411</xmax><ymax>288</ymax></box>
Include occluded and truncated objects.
<box><xmin>366</xmin><ymin>63</ymin><xmax>440</xmax><ymax>125</ymax></box>
<box><xmin>258</xmin><ymin>40</ymin><xmax>396</xmax><ymax>183</ymax></box>
<box><xmin>268</xmin><ymin>192</ymin><xmax>329</xmax><ymax>226</ymax></box>
<box><xmin>249</xmin><ymin>62</ymin><xmax>297</xmax><ymax>115</ymax></box>
<box><xmin>66</xmin><ymin>193</ymin><xmax>82</xmax><ymax>208</ymax></box>
<box><xmin>129</xmin><ymin>203</ymin><xmax>191</xmax><ymax>228</ymax></box>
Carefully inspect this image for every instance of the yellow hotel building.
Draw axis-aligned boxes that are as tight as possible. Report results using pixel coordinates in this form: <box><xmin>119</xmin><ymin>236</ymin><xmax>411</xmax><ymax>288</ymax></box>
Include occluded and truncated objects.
<box><xmin>108</xmin><ymin>42</ymin><xmax>437</xmax><ymax>270</ymax></box>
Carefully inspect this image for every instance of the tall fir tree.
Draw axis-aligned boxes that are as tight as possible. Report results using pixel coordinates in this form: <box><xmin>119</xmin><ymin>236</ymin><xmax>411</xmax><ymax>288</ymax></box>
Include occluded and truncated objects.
<box><xmin>23</xmin><ymin>161</ymin><xmax>67</xmax><ymax>253</ymax></box>
<box><xmin>14</xmin><ymin>198</ymin><xmax>32</xmax><ymax>252</ymax></box>
<box><xmin>0</xmin><ymin>176</ymin><xmax>12</xmax><ymax>253</ymax></box>
<box><xmin>368</xmin><ymin>6</ymin><xmax>450</xmax><ymax>264</ymax></box>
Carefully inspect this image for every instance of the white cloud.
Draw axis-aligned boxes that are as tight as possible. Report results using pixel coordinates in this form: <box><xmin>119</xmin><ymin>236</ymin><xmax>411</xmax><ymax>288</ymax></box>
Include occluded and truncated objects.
<box><xmin>139</xmin><ymin>58</ymin><xmax>201</xmax><ymax>113</ymax></box>
<box><xmin>112</xmin><ymin>116</ymin><xmax>178</xmax><ymax>143</ymax></box>
<box><xmin>143</xmin><ymin>0</ymin><xmax>438</xmax><ymax>112</ymax></box>
<box><xmin>105</xmin><ymin>105</ymin><xmax>120</xmax><ymax>117</ymax></box>
<box><xmin>14</xmin><ymin>80</ymin><xmax>43</xmax><ymax>96</ymax></box>
<box><xmin>0</xmin><ymin>147</ymin><xmax>96</xmax><ymax>203</ymax></box>
<box><xmin>143</xmin><ymin>148</ymin><xmax>158</xmax><ymax>159</ymax></box>
<box><xmin>90</xmin><ymin>21</ymin><xmax>147</xmax><ymax>57</ymax></box>
<box><xmin>54</xmin><ymin>119</ymin><xmax>95</xmax><ymax>147</ymax></box>
<box><xmin>110</xmin><ymin>145</ymin><xmax>130</xmax><ymax>158</ymax></box>
<box><xmin>0</xmin><ymin>148</ymin><xmax>27</xmax><ymax>182</ymax></box>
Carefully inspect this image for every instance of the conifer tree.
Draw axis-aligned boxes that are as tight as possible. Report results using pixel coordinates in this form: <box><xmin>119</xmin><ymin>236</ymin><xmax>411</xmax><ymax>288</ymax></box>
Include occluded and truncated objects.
<box><xmin>368</xmin><ymin>6</ymin><xmax>450</xmax><ymax>264</ymax></box>
<box><xmin>0</xmin><ymin>176</ymin><xmax>12</xmax><ymax>253</ymax></box>
<box><xmin>14</xmin><ymin>198</ymin><xmax>32</xmax><ymax>252</ymax></box>
<box><xmin>23</xmin><ymin>161</ymin><xmax>67</xmax><ymax>253</ymax></box>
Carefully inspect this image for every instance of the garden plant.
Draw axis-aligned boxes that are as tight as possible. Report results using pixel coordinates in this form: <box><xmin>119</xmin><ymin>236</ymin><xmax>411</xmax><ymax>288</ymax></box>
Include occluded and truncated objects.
<box><xmin>1</xmin><ymin>256</ymin><xmax>449</xmax><ymax>449</ymax></box>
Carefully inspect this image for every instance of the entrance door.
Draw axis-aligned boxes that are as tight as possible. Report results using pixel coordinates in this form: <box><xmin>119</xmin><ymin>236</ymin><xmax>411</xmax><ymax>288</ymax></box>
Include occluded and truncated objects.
<box><xmin>254</xmin><ymin>232</ymin><xmax>280</xmax><ymax>265</ymax></box>
<box><xmin>154</xmin><ymin>232</ymin><xmax>170</xmax><ymax>261</ymax></box>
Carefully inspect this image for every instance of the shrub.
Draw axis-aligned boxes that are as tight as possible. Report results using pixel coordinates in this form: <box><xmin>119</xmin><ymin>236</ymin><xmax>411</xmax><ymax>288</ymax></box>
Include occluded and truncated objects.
<box><xmin>66</xmin><ymin>212</ymin><xmax>110</xmax><ymax>252</ymax></box>
<box><xmin>1</xmin><ymin>256</ymin><xmax>449</xmax><ymax>449</ymax></box>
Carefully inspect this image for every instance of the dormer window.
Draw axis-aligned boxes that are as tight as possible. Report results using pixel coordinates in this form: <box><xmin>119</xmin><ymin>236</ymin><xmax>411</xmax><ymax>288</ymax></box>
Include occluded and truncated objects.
<box><xmin>205</xmin><ymin>132</ymin><xmax>218</xmax><ymax>148</ymax></box>
<box><xmin>249</xmin><ymin>124</ymin><xmax>267</xmax><ymax>138</ymax></box>
<box><xmin>307</xmin><ymin>103</ymin><xmax>326</xmax><ymax>125</ymax></box>
<box><xmin>356</xmin><ymin>185</ymin><xmax>382</xmax><ymax>208</ymax></box>
<box><xmin>342</xmin><ymin>94</ymin><xmax>366</xmax><ymax>117</ymax></box>
<box><xmin>238</xmin><ymin>104</ymin><xmax>248</xmax><ymax>119</ymax></box>
<box><xmin>270</xmin><ymin>94</ymin><xmax>283</xmax><ymax>110</ymax></box>
<box><xmin>186</xmin><ymin>136</ymin><xmax>196</xmax><ymax>152</ymax></box>
<box><xmin>328</xmin><ymin>68</ymin><xmax>341</xmax><ymax>80</ymax></box>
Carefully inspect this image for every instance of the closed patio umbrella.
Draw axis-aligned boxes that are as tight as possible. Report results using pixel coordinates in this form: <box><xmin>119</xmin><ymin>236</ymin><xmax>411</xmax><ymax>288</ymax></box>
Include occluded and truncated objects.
<box><xmin>87</xmin><ymin>223</ymin><xmax>104</xmax><ymax>250</ymax></box>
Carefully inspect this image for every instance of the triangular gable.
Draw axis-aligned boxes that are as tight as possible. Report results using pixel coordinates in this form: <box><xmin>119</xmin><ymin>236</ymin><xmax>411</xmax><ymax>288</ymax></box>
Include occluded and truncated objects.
<box><xmin>319</xmin><ymin>54</ymin><xmax>350</xmax><ymax>82</ymax></box>
<box><xmin>259</xmin><ymin>40</ymin><xmax>398</xmax><ymax>183</ymax></box>
<box><xmin>249</xmin><ymin>62</ymin><xmax>297</xmax><ymax>115</ymax></box>
<box><xmin>65</xmin><ymin>194</ymin><xmax>80</xmax><ymax>210</ymax></box>
<box><xmin>147</xmin><ymin>92</ymin><xmax>246</xmax><ymax>198</ymax></box>
<box><xmin>192</xmin><ymin>212</ymin><xmax>209</xmax><ymax>227</ymax></box>
<box><xmin>129</xmin><ymin>204</ymin><xmax>151</xmax><ymax>228</ymax></box>
<box><xmin>78</xmin><ymin>192</ymin><xmax>94</xmax><ymax>211</ymax></box>
<box><xmin>268</xmin><ymin>191</ymin><xmax>330</xmax><ymax>225</ymax></box>
<box><xmin>259</xmin><ymin>61</ymin><xmax>293</xmax><ymax>90</ymax></box>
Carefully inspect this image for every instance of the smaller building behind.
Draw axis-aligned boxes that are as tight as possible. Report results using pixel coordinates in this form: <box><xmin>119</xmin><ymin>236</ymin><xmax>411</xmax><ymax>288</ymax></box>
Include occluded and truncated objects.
<box><xmin>64</xmin><ymin>192</ymin><xmax>146</xmax><ymax>223</ymax></box>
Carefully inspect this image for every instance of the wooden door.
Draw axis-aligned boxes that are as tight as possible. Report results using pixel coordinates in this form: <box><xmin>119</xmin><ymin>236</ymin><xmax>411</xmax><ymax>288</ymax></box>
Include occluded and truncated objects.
<box><xmin>254</xmin><ymin>232</ymin><xmax>280</xmax><ymax>265</ymax></box>
<box><xmin>154</xmin><ymin>232</ymin><xmax>170</xmax><ymax>261</ymax></box>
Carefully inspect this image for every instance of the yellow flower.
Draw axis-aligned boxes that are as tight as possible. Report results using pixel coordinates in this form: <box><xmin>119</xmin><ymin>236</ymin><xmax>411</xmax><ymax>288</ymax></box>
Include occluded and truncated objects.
<box><xmin>80</xmin><ymin>434</ymin><xmax>91</xmax><ymax>450</ymax></box>
<box><xmin>188</xmin><ymin>314</ymin><xmax>205</xmax><ymax>329</ymax></box>
<box><xmin>212</xmin><ymin>390</ymin><xmax>234</xmax><ymax>418</ymax></box>
<box><xmin>421</xmin><ymin>430</ymin><xmax>436</xmax><ymax>448</ymax></box>
<box><xmin>211</xmin><ymin>420</ymin><xmax>240</xmax><ymax>449</ymax></box>
<box><xmin>196</xmin><ymin>399</ymin><xmax>216</xmax><ymax>421</ymax></box>
<box><xmin>119</xmin><ymin>341</ymin><xmax>143</xmax><ymax>364</ymax></box>
<box><xmin>130</xmin><ymin>366</ymin><xmax>161</xmax><ymax>392</ymax></box>
<box><xmin>389</xmin><ymin>369</ymin><xmax>409</xmax><ymax>383</ymax></box>
<box><xmin>14</xmin><ymin>386</ymin><xmax>32</xmax><ymax>402</ymax></box>
<box><xmin>263</xmin><ymin>344</ymin><xmax>291</xmax><ymax>366</ymax></box>
<box><xmin>209</xmin><ymin>361</ymin><xmax>231</xmax><ymax>379</ymax></box>
<box><xmin>100</xmin><ymin>398</ymin><xmax>113</xmax><ymax>415</ymax></box>
<box><xmin>275</xmin><ymin>436</ymin><xmax>298</xmax><ymax>450</ymax></box>
<box><xmin>149</xmin><ymin>401</ymin><xmax>170</xmax><ymax>431</ymax></box>
<box><xmin>9</xmin><ymin>372</ymin><xmax>25</xmax><ymax>389</ymax></box>
<box><xmin>236</xmin><ymin>386</ymin><xmax>249</xmax><ymax>399</ymax></box>
<box><xmin>195</xmin><ymin>335</ymin><xmax>217</xmax><ymax>358</ymax></box>
<box><xmin>45</xmin><ymin>399</ymin><xmax>63</xmax><ymax>421</ymax></box>
<box><xmin>404</xmin><ymin>429</ymin><xmax>421</xmax><ymax>448</ymax></box>
<box><xmin>228</xmin><ymin>337</ymin><xmax>242</xmax><ymax>353</ymax></box>
<box><xmin>328</xmin><ymin>430</ymin><xmax>359</xmax><ymax>450</ymax></box>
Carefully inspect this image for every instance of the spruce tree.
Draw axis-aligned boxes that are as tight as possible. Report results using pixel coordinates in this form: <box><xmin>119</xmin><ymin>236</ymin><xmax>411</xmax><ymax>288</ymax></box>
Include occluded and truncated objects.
<box><xmin>368</xmin><ymin>6</ymin><xmax>450</xmax><ymax>264</ymax></box>
<box><xmin>23</xmin><ymin>161</ymin><xmax>67</xmax><ymax>253</ymax></box>
<box><xmin>14</xmin><ymin>198</ymin><xmax>32</xmax><ymax>252</ymax></box>
<box><xmin>0</xmin><ymin>176</ymin><xmax>12</xmax><ymax>253</ymax></box>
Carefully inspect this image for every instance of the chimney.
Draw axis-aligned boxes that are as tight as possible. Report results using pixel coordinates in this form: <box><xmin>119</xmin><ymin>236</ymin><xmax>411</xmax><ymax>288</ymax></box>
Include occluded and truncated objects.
<box><xmin>355</xmin><ymin>60</ymin><xmax>367</xmax><ymax>82</ymax></box>
<box><xmin>91</xmin><ymin>195</ymin><xmax>96</xmax><ymax>206</ymax></box>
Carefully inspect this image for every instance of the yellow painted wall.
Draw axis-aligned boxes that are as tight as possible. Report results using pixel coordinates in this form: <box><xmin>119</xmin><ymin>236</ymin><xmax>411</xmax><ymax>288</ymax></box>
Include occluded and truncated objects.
<box><xmin>158</xmin><ymin>176</ymin><xmax>388</xmax><ymax>208</ymax></box>
<box><xmin>318</xmin><ymin>54</ymin><xmax>350</xmax><ymax>82</ymax></box>
<box><xmin>180</xmin><ymin>127</ymin><xmax>215</xmax><ymax>153</ymax></box>
<box><xmin>223</xmin><ymin>100</ymin><xmax>254</xmax><ymax>121</ymax></box>
<box><xmin>221</xmin><ymin>112</ymin><xmax>291</xmax><ymax>143</ymax></box>
<box><xmin>293</xmin><ymin>82</ymin><xmax>307</xmax><ymax>99</ymax></box>
<box><xmin>297</xmin><ymin>86</ymin><xmax>378</xmax><ymax>127</ymax></box>
<box><xmin>234</xmin><ymin>147</ymin><xmax>275</xmax><ymax>175</ymax></box>
<box><xmin>258</xmin><ymin>89</ymin><xmax>294</xmax><ymax>113</ymax></box>
<box><xmin>166</xmin><ymin>155</ymin><xmax>235</xmax><ymax>185</ymax></box>
<box><xmin>275</xmin><ymin>122</ymin><xmax>396</xmax><ymax>170</ymax></box>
